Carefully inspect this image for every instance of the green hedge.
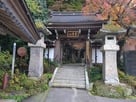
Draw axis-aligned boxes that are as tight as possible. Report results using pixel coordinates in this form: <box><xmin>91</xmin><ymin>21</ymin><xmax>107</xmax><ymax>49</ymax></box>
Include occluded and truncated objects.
<box><xmin>89</xmin><ymin>65</ymin><xmax>102</xmax><ymax>82</ymax></box>
<box><xmin>0</xmin><ymin>70</ymin><xmax>52</xmax><ymax>102</ymax></box>
<box><xmin>91</xmin><ymin>81</ymin><xmax>133</xmax><ymax>98</ymax></box>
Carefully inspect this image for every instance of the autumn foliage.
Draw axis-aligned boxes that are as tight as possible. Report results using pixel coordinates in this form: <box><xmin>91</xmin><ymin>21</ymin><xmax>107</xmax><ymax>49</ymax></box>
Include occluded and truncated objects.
<box><xmin>82</xmin><ymin>0</ymin><xmax>136</xmax><ymax>27</ymax></box>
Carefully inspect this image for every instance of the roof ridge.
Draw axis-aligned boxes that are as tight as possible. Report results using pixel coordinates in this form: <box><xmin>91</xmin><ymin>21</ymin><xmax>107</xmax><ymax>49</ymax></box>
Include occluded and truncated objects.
<box><xmin>51</xmin><ymin>11</ymin><xmax>96</xmax><ymax>16</ymax></box>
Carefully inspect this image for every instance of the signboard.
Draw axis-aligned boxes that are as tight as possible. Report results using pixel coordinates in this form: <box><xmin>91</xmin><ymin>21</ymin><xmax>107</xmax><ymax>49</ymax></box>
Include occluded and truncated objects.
<box><xmin>17</xmin><ymin>47</ymin><xmax>27</xmax><ymax>57</ymax></box>
<box><xmin>67</xmin><ymin>31</ymin><xmax>79</xmax><ymax>38</ymax></box>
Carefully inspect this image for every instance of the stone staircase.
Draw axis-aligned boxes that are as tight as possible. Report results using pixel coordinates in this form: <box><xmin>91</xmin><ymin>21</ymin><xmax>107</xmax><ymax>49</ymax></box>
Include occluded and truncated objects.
<box><xmin>50</xmin><ymin>64</ymin><xmax>86</xmax><ymax>89</ymax></box>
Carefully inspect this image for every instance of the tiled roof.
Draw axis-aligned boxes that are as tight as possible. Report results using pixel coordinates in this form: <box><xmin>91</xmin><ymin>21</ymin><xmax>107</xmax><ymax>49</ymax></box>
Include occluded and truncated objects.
<box><xmin>48</xmin><ymin>11</ymin><xmax>103</xmax><ymax>23</ymax></box>
<box><xmin>0</xmin><ymin>0</ymin><xmax>41</xmax><ymax>43</ymax></box>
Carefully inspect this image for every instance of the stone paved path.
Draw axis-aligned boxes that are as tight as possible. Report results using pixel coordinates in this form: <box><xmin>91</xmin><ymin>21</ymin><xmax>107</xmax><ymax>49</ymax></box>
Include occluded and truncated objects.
<box><xmin>23</xmin><ymin>88</ymin><xmax>136</xmax><ymax>102</ymax></box>
<box><xmin>45</xmin><ymin>88</ymin><xmax>136</xmax><ymax>102</ymax></box>
<box><xmin>50</xmin><ymin>64</ymin><xmax>86</xmax><ymax>89</ymax></box>
<box><xmin>23</xmin><ymin>64</ymin><xmax>136</xmax><ymax>102</ymax></box>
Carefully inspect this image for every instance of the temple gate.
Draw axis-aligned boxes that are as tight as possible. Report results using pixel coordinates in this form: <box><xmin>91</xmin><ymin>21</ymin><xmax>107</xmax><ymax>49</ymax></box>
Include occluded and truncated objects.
<box><xmin>46</xmin><ymin>11</ymin><xmax>106</xmax><ymax>67</ymax></box>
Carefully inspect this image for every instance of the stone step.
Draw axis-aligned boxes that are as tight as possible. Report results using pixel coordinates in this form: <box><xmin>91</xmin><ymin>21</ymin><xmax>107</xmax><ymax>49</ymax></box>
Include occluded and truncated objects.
<box><xmin>55</xmin><ymin>74</ymin><xmax>85</xmax><ymax>77</ymax></box>
<box><xmin>58</xmin><ymin>68</ymin><xmax>84</xmax><ymax>70</ymax></box>
<box><xmin>55</xmin><ymin>75</ymin><xmax>85</xmax><ymax>78</ymax></box>
<box><xmin>55</xmin><ymin>74</ymin><xmax>85</xmax><ymax>78</ymax></box>
<box><xmin>53</xmin><ymin>79</ymin><xmax>86</xmax><ymax>84</ymax></box>
<box><xmin>52</xmin><ymin>82</ymin><xmax>86</xmax><ymax>89</ymax></box>
<box><xmin>56</xmin><ymin>72</ymin><xmax>85</xmax><ymax>76</ymax></box>
<box><xmin>58</xmin><ymin>70</ymin><xmax>85</xmax><ymax>74</ymax></box>
<box><xmin>57</xmin><ymin>70</ymin><xmax>85</xmax><ymax>73</ymax></box>
<box><xmin>54</xmin><ymin>77</ymin><xmax>85</xmax><ymax>81</ymax></box>
<box><xmin>50</xmin><ymin>65</ymin><xmax>86</xmax><ymax>89</ymax></box>
<box><xmin>58</xmin><ymin>68</ymin><xmax>84</xmax><ymax>71</ymax></box>
<box><xmin>54</xmin><ymin>76</ymin><xmax>85</xmax><ymax>80</ymax></box>
<box><xmin>57</xmin><ymin>67</ymin><xmax>84</xmax><ymax>70</ymax></box>
<box><xmin>56</xmin><ymin>70</ymin><xmax>85</xmax><ymax>73</ymax></box>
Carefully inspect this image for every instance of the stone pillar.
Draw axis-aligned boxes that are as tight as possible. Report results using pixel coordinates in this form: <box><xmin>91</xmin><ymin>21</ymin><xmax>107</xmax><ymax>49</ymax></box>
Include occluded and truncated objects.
<box><xmin>28</xmin><ymin>34</ymin><xmax>46</xmax><ymax>78</ymax></box>
<box><xmin>102</xmin><ymin>35</ymin><xmax>119</xmax><ymax>84</ymax></box>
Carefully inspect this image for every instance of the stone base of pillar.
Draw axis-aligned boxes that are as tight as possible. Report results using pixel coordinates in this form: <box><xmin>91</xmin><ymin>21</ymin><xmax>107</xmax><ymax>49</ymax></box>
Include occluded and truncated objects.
<box><xmin>104</xmin><ymin>79</ymin><xmax>119</xmax><ymax>85</ymax></box>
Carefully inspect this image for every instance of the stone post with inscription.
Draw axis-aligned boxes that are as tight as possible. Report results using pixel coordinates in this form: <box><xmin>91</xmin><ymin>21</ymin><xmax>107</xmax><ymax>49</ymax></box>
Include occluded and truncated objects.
<box><xmin>97</xmin><ymin>21</ymin><xmax>126</xmax><ymax>84</ymax></box>
<box><xmin>28</xmin><ymin>33</ymin><xmax>46</xmax><ymax>78</ymax></box>
<box><xmin>102</xmin><ymin>35</ymin><xmax>120</xmax><ymax>84</ymax></box>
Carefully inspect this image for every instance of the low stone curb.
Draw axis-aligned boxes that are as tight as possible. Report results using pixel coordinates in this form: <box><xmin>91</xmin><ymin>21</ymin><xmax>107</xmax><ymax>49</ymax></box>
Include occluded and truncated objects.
<box><xmin>22</xmin><ymin>89</ymin><xmax>50</xmax><ymax>102</ymax></box>
<box><xmin>85</xmin><ymin>67</ymin><xmax>90</xmax><ymax>90</ymax></box>
<box><xmin>39</xmin><ymin>89</ymin><xmax>50</xmax><ymax>102</ymax></box>
<box><xmin>49</xmin><ymin>67</ymin><xmax>59</xmax><ymax>87</ymax></box>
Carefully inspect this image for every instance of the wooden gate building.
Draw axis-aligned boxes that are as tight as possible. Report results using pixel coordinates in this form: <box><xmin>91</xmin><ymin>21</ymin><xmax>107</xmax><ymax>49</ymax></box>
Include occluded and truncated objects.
<box><xmin>46</xmin><ymin>11</ymin><xmax>106</xmax><ymax>66</ymax></box>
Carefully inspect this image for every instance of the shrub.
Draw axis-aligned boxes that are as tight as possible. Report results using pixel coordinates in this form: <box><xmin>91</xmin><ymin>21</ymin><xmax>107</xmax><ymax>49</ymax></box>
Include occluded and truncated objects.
<box><xmin>15</xmin><ymin>56</ymin><xmax>29</xmax><ymax>74</ymax></box>
<box><xmin>0</xmin><ymin>51</ymin><xmax>12</xmax><ymax>88</ymax></box>
<box><xmin>119</xmin><ymin>70</ymin><xmax>136</xmax><ymax>95</ymax></box>
<box><xmin>91</xmin><ymin>81</ymin><xmax>133</xmax><ymax>98</ymax></box>
<box><xmin>0</xmin><ymin>51</ymin><xmax>12</xmax><ymax>70</ymax></box>
<box><xmin>90</xmin><ymin>70</ymin><xmax>136</xmax><ymax>99</ymax></box>
<box><xmin>89</xmin><ymin>65</ymin><xmax>102</xmax><ymax>82</ymax></box>
<box><xmin>43</xmin><ymin>58</ymin><xmax>57</xmax><ymax>73</ymax></box>
<box><xmin>0</xmin><ymin>69</ymin><xmax>52</xmax><ymax>102</ymax></box>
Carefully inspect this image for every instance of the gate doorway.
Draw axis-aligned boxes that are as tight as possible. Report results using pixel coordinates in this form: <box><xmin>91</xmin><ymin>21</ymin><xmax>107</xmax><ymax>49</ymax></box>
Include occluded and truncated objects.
<box><xmin>62</xmin><ymin>41</ymin><xmax>85</xmax><ymax>64</ymax></box>
<box><xmin>46</xmin><ymin>12</ymin><xmax>106</xmax><ymax>66</ymax></box>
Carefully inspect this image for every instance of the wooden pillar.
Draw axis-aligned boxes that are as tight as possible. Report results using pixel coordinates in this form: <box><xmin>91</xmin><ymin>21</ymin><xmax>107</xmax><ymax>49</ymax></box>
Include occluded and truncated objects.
<box><xmin>54</xmin><ymin>40</ymin><xmax>61</xmax><ymax>64</ymax></box>
<box><xmin>86</xmin><ymin>40</ymin><xmax>92</xmax><ymax>67</ymax></box>
<box><xmin>95</xmin><ymin>45</ymin><xmax>97</xmax><ymax>64</ymax></box>
<box><xmin>60</xmin><ymin>43</ymin><xmax>63</xmax><ymax>64</ymax></box>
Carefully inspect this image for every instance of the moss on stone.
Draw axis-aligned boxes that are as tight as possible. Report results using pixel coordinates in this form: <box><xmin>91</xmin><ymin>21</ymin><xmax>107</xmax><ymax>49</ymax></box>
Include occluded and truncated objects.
<box><xmin>35</xmin><ymin>21</ymin><xmax>45</xmax><ymax>29</ymax></box>
<box><xmin>91</xmin><ymin>81</ymin><xmax>133</xmax><ymax>98</ymax></box>
<box><xmin>102</xmin><ymin>20</ymin><xmax>125</xmax><ymax>32</ymax></box>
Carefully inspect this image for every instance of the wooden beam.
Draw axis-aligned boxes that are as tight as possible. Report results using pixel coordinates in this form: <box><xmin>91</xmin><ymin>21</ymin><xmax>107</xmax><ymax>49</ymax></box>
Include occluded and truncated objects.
<box><xmin>64</xmin><ymin>29</ymin><xmax>66</xmax><ymax>34</ymax></box>
<box><xmin>60</xmin><ymin>34</ymin><xmax>87</xmax><ymax>40</ymax></box>
<box><xmin>0</xmin><ymin>19</ymin><xmax>29</xmax><ymax>41</ymax></box>
<box><xmin>9</xmin><ymin>0</ymin><xmax>37</xmax><ymax>38</ymax></box>
<box><xmin>0</xmin><ymin>25</ymin><xmax>7</xmax><ymax>35</ymax></box>
<box><xmin>55</xmin><ymin>29</ymin><xmax>59</xmax><ymax>39</ymax></box>
<box><xmin>88</xmin><ymin>29</ymin><xmax>91</xmax><ymax>39</ymax></box>
<box><xmin>47</xmin><ymin>25</ymin><xmax>102</xmax><ymax>29</ymax></box>
<box><xmin>0</xmin><ymin>12</ymin><xmax>32</xmax><ymax>41</ymax></box>
<box><xmin>47</xmin><ymin>21</ymin><xmax>106</xmax><ymax>25</ymax></box>
<box><xmin>0</xmin><ymin>0</ymin><xmax>40</xmax><ymax>43</ymax></box>
<box><xmin>79</xmin><ymin>29</ymin><xmax>81</xmax><ymax>34</ymax></box>
<box><xmin>6</xmin><ymin>0</ymin><xmax>36</xmax><ymax>41</ymax></box>
<box><xmin>54</xmin><ymin>40</ymin><xmax>61</xmax><ymax>63</ymax></box>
